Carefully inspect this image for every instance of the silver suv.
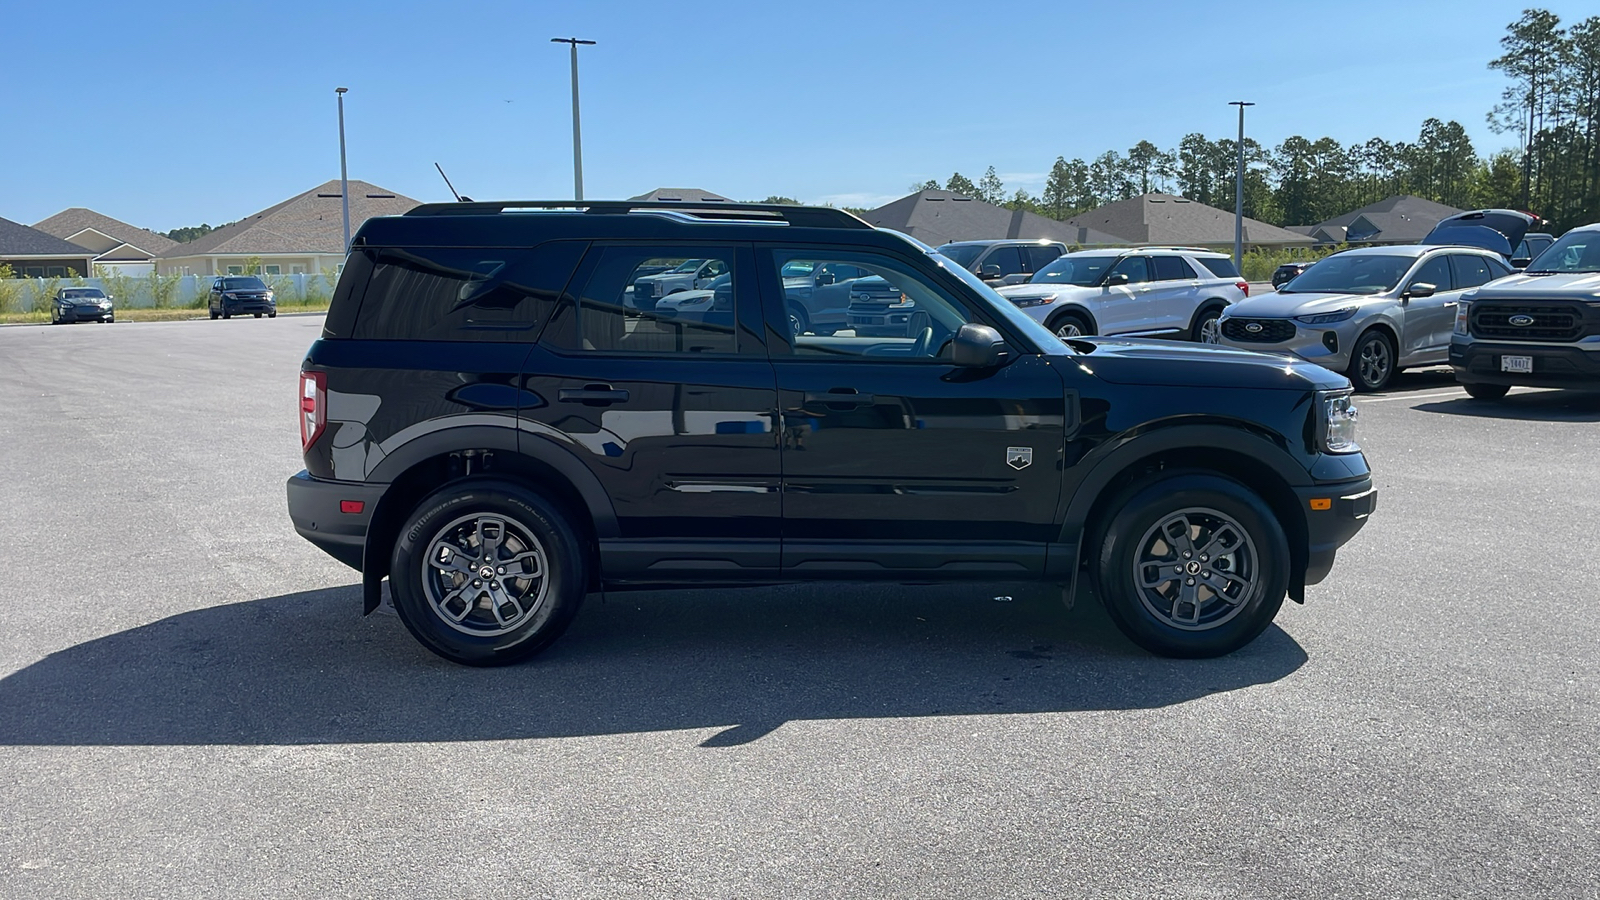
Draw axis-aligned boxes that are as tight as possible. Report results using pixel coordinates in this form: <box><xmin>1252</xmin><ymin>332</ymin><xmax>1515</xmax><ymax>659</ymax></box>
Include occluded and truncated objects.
<box><xmin>1449</xmin><ymin>223</ymin><xmax>1600</xmax><ymax>400</ymax></box>
<box><xmin>996</xmin><ymin>247</ymin><xmax>1249</xmax><ymax>341</ymax></box>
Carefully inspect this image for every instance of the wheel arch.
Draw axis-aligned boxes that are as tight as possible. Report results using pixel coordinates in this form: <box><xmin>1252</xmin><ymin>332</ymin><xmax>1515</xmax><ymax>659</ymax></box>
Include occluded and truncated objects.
<box><xmin>1060</xmin><ymin>423</ymin><xmax>1313</xmax><ymax>602</ymax></box>
<box><xmin>361</xmin><ymin>426</ymin><xmax>617</xmax><ymax>613</ymax></box>
<box><xmin>1046</xmin><ymin>304</ymin><xmax>1098</xmax><ymax>334</ymax></box>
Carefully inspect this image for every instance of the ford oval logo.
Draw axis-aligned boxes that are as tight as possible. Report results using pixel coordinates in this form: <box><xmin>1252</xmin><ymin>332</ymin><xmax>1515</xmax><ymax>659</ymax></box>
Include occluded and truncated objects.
<box><xmin>1509</xmin><ymin>314</ymin><xmax>1536</xmax><ymax>327</ymax></box>
<box><xmin>1245</xmin><ymin>322</ymin><xmax>1264</xmax><ymax>333</ymax></box>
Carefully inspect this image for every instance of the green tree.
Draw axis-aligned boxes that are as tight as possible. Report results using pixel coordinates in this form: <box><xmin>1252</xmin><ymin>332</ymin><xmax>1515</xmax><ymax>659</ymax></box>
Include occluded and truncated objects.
<box><xmin>945</xmin><ymin>172</ymin><xmax>979</xmax><ymax>196</ymax></box>
<box><xmin>976</xmin><ymin>166</ymin><xmax>1005</xmax><ymax>204</ymax></box>
<box><xmin>1488</xmin><ymin>9</ymin><xmax>1567</xmax><ymax>208</ymax></box>
<box><xmin>758</xmin><ymin>195</ymin><xmax>801</xmax><ymax>205</ymax></box>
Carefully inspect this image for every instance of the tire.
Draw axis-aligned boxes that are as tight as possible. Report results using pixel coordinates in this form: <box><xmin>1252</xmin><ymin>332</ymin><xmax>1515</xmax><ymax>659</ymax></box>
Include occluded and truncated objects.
<box><xmin>222</xmin><ymin>308</ymin><xmax>232</xmax><ymax>320</ymax></box>
<box><xmin>1463</xmin><ymin>382</ymin><xmax>1510</xmax><ymax>401</ymax></box>
<box><xmin>1093</xmin><ymin>471</ymin><xmax>1289</xmax><ymax>658</ymax></box>
<box><xmin>267</xmin><ymin>311</ymin><xmax>277</xmax><ymax>319</ymax></box>
<box><xmin>1047</xmin><ymin>310</ymin><xmax>1092</xmax><ymax>339</ymax></box>
<box><xmin>1346</xmin><ymin>329</ymin><xmax>1396</xmax><ymax>391</ymax></box>
<box><xmin>1191</xmin><ymin>305</ymin><xmax>1224</xmax><ymax>343</ymax></box>
<box><xmin>210</xmin><ymin>308</ymin><xmax>219</xmax><ymax>320</ymax></box>
<box><xmin>389</xmin><ymin>479</ymin><xmax>587</xmax><ymax>666</ymax></box>
<box><xmin>787</xmin><ymin>304</ymin><xmax>810</xmax><ymax>336</ymax></box>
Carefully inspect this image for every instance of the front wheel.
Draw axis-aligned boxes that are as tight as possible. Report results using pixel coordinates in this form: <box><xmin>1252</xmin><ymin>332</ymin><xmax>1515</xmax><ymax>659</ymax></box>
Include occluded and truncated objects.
<box><xmin>1047</xmin><ymin>310</ymin><xmax>1092</xmax><ymax>339</ymax></box>
<box><xmin>1462</xmin><ymin>382</ymin><xmax>1510</xmax><ymax>401</ymax></box>
<box><xmin>389</xmin><ymin>480</ymin><xmax>587</xmax><ymax>666</ymax></box>
<box><xmin>267</xmin><ymin>311</ymin><xmax>277</xmax><ymax>319</ymax></box>
<box><xmin>209</xmin><ymin>308</ymin><xmax>219</xmax><ymax>320</ymax></box>
<box><xmin>1346</xmin><ymin>329</ymin><xmax>1395</xmax><ymax>391</ymax></box>
<box><xmin>787</xmin><ymin>304</ymin><xmax>810</xmax><ymax>336</ymax></box>
<box><xmin>1093</xmin><ymin>472</ymin><xmax>1289</xmax><ymax>658</ymax></box>
<box><xmin>221</xmin><ymin>307</ymin><xmax>232</xmax><ymax>320</ymax></box>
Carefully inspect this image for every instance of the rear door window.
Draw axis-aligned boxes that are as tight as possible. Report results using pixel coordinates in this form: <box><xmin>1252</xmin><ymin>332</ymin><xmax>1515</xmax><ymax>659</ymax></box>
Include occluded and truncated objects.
<box><xmin>1449</xmin><ymin>254</ymin><xmax>1499</xmax><ymax>290</ymax></box>
<box><xmin>1150</xmin><ymin>256</ymin><xmax>1198</xmax><ymax>281</ymax></box>
<box><xmin>547</xmin><ymin>245</ymin><xmax>750</xmax><ymax>356</ymax></box>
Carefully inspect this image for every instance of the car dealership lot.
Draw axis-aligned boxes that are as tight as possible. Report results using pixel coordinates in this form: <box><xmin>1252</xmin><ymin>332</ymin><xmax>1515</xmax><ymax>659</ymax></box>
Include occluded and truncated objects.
<box><xmin>1</xmin><ymin>319</ymin><xmax>1596</xmax><ymax>898</ymax></box>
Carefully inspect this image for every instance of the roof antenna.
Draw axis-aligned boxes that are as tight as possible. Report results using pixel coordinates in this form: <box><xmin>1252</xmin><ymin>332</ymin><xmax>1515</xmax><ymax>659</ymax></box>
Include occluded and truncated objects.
<box><xmin>434</xmin><ymin>162</ymin><xmax>472</xmax><ymax>202</ymax></box>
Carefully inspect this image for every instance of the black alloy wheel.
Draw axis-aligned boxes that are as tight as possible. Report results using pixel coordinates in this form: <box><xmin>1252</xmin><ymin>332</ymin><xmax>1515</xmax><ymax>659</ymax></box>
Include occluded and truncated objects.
<box><xmin>1347</xmin><ymin>329</ymin><xmax>1395</xmax><ymax>392</ymax></box>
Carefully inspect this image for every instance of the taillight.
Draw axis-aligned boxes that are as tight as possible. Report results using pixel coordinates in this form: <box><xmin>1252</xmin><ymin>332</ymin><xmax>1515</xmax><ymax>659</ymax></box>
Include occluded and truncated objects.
<box><xmin>1236</xmin><ymin>281</ymin><xmax>1250</xmax><ymax>297</ymax></box>
<box><xmin>300</xmin><ymin>370</ymin><xmax>326</xmax><ymax>451</ymax></box>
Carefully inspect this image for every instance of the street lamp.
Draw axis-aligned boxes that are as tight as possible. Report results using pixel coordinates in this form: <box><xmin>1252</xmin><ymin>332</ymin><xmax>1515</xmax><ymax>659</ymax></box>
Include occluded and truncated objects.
<box><xmin>335</xmin><ymin>87</ymin><xmax>351</xmax><ymax>253</ymax></box>
<box><xmin>551</xmin><ymin>37</ymin><xmax>596</xmax><ymax>201</ymax></box>
<box><xmin>1229</xmin><ymin>101</ymin><xmax>1255</xmax><ymax>271</ymax></box>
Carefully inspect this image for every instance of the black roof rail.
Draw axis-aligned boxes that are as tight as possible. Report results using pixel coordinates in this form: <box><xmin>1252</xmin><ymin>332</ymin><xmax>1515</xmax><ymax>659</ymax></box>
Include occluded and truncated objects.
<box><xmin>404</xmin><ymin>199</ymin><xmax>872</xmax><ymax>230</ymax></box>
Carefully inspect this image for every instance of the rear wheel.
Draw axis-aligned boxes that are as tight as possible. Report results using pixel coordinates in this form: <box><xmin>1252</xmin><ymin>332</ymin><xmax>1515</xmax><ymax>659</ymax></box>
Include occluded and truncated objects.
<box><xmin>389</xmin><ymin>479</ymin><xmax>587</xmax><ymax>666</ymax></box>
<box><xmin>1093</xmin><ymin>471</ymin><xmax>1289</xmax><ymax>658</ymax></box>
<box><xmin>1191</xmin><ymin>305</ymin><xmax>1224</xmax><ymax>343</ymax></box>
<box><xmin>1346</xmin><ymin>329</ymin><xmax>1395</xmax><ymax>391</ymax></box>
<box><xmin>1047</xmin><ymin>310</ymin><xmax>1092</xmax><ymax>339</ymax></box>
<box><xmin>1463</xmin><ymin>382</ymin><xmax>1510</xmax><ymax>401</ymax></box>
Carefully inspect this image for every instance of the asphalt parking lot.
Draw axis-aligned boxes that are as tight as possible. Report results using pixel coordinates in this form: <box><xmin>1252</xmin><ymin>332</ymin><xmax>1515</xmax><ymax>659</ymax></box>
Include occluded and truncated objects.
<box><xmin>1</xmin><ymin>317</ymin><xmax>1596</xmax><ymax>899</ymax></box>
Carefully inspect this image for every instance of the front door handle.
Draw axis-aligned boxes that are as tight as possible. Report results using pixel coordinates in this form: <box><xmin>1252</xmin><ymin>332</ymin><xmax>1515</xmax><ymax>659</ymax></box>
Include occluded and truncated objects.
<box><xmin>559</xmin><ymin>384</ymin><xmax>630</xmax><ymax>405</ymax></box>
<box><xmin>804</xmin><ymin>388</ymin><xmax>875</xmax><ymax>408</ymax></box>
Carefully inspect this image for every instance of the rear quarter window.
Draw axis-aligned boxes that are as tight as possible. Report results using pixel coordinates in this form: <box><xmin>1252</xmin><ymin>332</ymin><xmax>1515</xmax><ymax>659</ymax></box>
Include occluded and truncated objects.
<box><xmin>348</xmin><ymin>241</ymin><xmax>586</xmax><ymax>342</ymax></box>
<box><xmin>1196</xmin><ymin>257</ymin><xmax>1241</xmax><ymax>279</ymax></box>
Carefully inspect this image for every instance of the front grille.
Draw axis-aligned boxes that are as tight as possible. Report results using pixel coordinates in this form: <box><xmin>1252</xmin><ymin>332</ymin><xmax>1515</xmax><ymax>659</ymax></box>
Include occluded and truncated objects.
<box><xmin>1222</xmin><ymin>318</ymin><xmax>1295</xmax><ymax>343</ymax></box>
<box><xmin>1471</xmin><ymin>302</ymin><xmax>1588</xmax><ymax>341</ymax></box>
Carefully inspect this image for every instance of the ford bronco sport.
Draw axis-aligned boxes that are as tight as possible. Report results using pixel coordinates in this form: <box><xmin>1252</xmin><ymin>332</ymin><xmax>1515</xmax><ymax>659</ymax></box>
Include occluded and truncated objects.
<box><xmin>286</xmin><ymin>200</ymin><xmax>1376</xmax><ymax>666</ymax></box>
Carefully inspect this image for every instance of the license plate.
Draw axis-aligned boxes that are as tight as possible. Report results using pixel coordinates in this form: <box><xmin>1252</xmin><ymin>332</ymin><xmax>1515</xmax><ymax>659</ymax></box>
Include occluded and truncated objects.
<box><xmin>1500</xmin><ymin>355</ymin><xmax>1533</xmax><ymax>374</ymax></box>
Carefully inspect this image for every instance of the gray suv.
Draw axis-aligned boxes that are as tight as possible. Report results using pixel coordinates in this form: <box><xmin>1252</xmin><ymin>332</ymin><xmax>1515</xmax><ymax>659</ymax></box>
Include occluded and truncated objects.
<box><xmin>1450</xmin><ymin>223</ymin><xmax>1600</xmax><ymax>399</ymax></box>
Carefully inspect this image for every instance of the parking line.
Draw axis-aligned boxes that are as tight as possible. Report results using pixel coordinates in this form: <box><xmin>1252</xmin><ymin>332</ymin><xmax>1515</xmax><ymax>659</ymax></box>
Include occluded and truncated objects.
<box><xmin>1361</xmin><ymin>389</ymin><xmax>1467</xmax><ymax>403</ymax></box>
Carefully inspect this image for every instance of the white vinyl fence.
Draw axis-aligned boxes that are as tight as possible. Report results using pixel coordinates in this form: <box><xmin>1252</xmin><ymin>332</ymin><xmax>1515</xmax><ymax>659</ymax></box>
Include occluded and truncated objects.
<box><xmin>0</xmin><ymin>272</ymin><xmax>341</xmax><ymax>313</ymax></box>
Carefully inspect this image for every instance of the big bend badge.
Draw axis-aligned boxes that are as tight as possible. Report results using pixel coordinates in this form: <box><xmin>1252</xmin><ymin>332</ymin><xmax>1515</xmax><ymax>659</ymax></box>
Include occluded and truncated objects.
<box><xmin>1006</xmin><ymin>446</ymin><xmax>1033</xmax><ymax>470</ymax></box>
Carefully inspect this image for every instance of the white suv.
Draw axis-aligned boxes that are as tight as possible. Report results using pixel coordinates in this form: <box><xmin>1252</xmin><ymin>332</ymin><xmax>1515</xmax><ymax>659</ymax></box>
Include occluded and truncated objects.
<box><xmin>995</xmin><ymin>248</ymin><xmax>1250</xmax><ymax>341</ymax></box>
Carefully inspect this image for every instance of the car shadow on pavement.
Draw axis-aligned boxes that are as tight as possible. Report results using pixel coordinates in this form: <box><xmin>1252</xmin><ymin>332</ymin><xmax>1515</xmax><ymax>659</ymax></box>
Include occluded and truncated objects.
<box><xmin>0</xmin><ymin>582</ymin><xmax>1305</xmax><ymax>748</ymax></box>
<box><xmin>1414</xmin><ymin>389</ymin><xmax>1600</xmax><ymax>421</ymax></box>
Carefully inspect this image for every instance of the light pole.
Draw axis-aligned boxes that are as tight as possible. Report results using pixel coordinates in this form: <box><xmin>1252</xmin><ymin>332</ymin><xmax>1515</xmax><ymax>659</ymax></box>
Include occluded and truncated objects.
<box><xmin>551</xmin><ymin>37</ymin><xmax>596</xmax><ymax>201</ymax></box>
<box><xmin>1229</xmin><ymin>101</ymin><xmax>1254</xmax><ymax>271</ymax></box>
<box><xmin>335</xmin><ymin>87</ymin><xmax>351</xmax><ymax>253</ymax></box>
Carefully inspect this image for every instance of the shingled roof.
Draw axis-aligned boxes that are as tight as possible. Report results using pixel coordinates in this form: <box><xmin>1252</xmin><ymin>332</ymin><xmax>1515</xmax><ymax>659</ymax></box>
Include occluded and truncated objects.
<box><xmin>159</xmin><ymin>180</ymin><xmax>420</xmax><ymax>257</ymax></box>
<box><xmin>0</xmin><ymin>216</ymin><xmax>96</xmax><ymax>257</ymax></box>
<box><xmin>33</xmin><ymin>208</ymin><xmax>177</xmax><ymax>255</ymax></box>
<box><xmin>1065</xmin><ymin>193</ymin><xmax>1313</xmax><ymax>248</ymax></box>
<box><xmin>865</xmin><ymin>190</ymin><xmax>1130</xmax><ymax>247</ymax></box>
<box><xmin>628</xmin><ymin>188</ymin><xmax>731</xmax><ymax>203</ymax></box>
<box><xmin>1306</xmin><ymin>195</ymin><xmax>1464</xmax><ymax>245</ymax></box>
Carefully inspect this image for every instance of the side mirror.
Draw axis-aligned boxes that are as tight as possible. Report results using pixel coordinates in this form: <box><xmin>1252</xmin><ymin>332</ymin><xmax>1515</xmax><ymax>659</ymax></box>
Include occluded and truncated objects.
<box><xmin>1404</xmin><ymin>282</ymin><xmax>1437</xmax><ymax>299</ymax></box>
<box><xmin>816</xmin><ymin>272</ymin><xmax>836</xmax><ymax>286</ymax></box>
<box><xmin>1105</xmin><ymin>272</ymin><xmax>1131</xmax><ymax>286</ymax></box>
<box><xmin>980</xmin><ymin>264</ymin><xmax>1003</xmax><ymax>280</ymax></box>
<box><xmin>951</xmin><ymin>323</ymin><xmax>1005</xmax><ymax>368</ymax></box>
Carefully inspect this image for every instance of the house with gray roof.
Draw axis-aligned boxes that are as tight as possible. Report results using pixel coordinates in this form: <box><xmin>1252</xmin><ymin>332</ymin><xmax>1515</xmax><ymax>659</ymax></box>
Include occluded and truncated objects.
<box><xmin>1064</xmin><ymin>194</ymin><xmax>1313</xmax><ymax>251</ymax></box>
<box><xmin>0</xmin><ymin>216</ymin><xmax>95</xmax><ymax>278</ymax></box>
<box><xmin>628</xmin><ymin>188</ymin><xmax>731</xmax><ymax>203</ymax></box>
<box><xmin>33</xmin><ymin>208</ymin><xmax>178</xmax><ymax>276</ymax></box>
<box><xmin>865</xmin><ymin>190</ymin><xmax>1129</xmax><ymax>248</ymax></box>
<box><xmin>156</xmin><ymin>180</ymin><xmax>421</xmax><ymax>276</ymax></box>
<box><xmin>1301</xmin><ymin>195</ymin><xmax>1463</xmax><ymax>246</ymax></box>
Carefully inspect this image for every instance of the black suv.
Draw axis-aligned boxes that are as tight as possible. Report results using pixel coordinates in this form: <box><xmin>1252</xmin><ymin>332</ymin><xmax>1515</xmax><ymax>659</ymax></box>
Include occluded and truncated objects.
<box><xmin>286</xmin><ymin>200</ymin><xmax>1376</xmax><ymax>666</ymax></box>
<box><xmin>208</xmin><ymin>276</ymin><xmax>277</xmax><ymax>319</ymax></box>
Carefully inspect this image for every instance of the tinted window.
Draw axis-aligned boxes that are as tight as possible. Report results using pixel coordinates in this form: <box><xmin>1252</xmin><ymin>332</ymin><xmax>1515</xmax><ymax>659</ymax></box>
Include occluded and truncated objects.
<box><xmin>1150</xmin><ymin>256</ymin><xmax>1197</xmax><ymax>281</ymax></box>
<box><xmin>1025</xmin><ymin>245</ymin><xmax>1063</xmax><ymax>272</ymax></box>
<box><xmin>1409</xmin><ymin>255</ymin><xmax>1453</xmax><ymax>292</ymax></box>
<box><xmin>351</xmin><ymin>242</ymin><xmax>583</xmax><ymax>342</ymax></box>
<box><xmin>982</xmin><ymin>246</ymin><xmax>1026</xmax><ymax>277</ymax></box>
<box><xmin>568</xmin><ymin>245</ymin><xmax>742</xmax><ymax>355</ymax></box>
<box><xmin>939</xmin><ymin>244</ymin><xmax>984</xmax><ymax>269</ymax></box>
<box><xmin>1107</xmin><ymin>256</ymin><xmax>1150</xmax><ymax>284</ymax></box>
<box><xmin>775</xmin><ymin>249</ymin><xmax>979</xmax><ymax>361</ymax></box>
<box><xmin>221</xmin><ymin>277</ymin><xmax>268</xmax><ymax>290</ymax></box>
<box><xmin>1197</xmin><ymin>257</ymin><xmax>1241</xmax><ymax>278</ymax></box>
<box><xmin>1449</xmin><ymin>254</ymin><xmax>1498</xmax><ymax>290</ymax></box>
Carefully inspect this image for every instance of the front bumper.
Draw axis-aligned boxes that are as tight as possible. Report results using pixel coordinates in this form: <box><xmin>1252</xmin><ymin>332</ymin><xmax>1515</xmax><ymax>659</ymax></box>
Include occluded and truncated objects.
<box><xmin>59</xmin><ymin>306</ymin><xmax>114</xmax><ymax>322</ymax></box>
<box><xmin>223</xmin><ymin>300</ymin><xmax>276</xmax><ymax>314</ymax></box>
<box><xmin>1450</xmin><ymin>338</ymin><xmax>1600</xmax><ymax>388</ymax></box>
<box><xmin>1294</xmin><ymin>477</ymin><xmax>1377</xmax><ymax>588</ymax></box>
<box><xmin>286</xmin><ymin>470</ymin><xmax>384</xmax><ymax>571</ymax></box>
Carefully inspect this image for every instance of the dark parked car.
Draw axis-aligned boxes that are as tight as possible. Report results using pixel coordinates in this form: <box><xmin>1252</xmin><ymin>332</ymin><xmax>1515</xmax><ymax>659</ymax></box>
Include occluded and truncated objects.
<box><xmin>1421</xmin><ymin>209</ymin><xmax>1537</xmax><ymax>261</ymax></box>
<box><xmin>287</xmin><ymin>199</ymin><xmax>1375</xmax><ymax>666</ymax></box>
<box><xmin>1511</xmin><ymin>232</ymin><xmax>1555</xmax><ymax>270</ymax></box>
<box><xmin>1271</xmin><ymin>262</ymin><xmax>1312</xmax><ymax>290</ymax></box>
<box><xmin>937</xmin><ymin>240</ymin><xmax>1067</xmax><ymax>286</ymax></box>
<box><xmin>48</xmin><ymin>287</ymin><xmax>114</xmax><ymax>324</ymax></box>
<box><xmin>208</xmin><ymin>276</ymin><xmax>277</xmax><ymax>319</ymax></box>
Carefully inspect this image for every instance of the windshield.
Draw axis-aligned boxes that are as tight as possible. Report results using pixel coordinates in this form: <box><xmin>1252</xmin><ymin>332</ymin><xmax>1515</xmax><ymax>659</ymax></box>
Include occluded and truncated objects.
<box><xmin>1525</xmin><ymin>231</ymin><xmax>1600</xmax><ymax>274</ymax></box>
<box><xmin>222</xmin><ymin>277</ymin><xmax>268</xmax><ymax>290</ymax></box>
<box><xmin>929</xmin><ymin>252</ymin><xmax>1068</xmax><ymax>354</ymax></box>
<box><xmin>668</xmin><ymin>259</ymin><xmax>705</xmax><ymax>274</ymax></box>
<box><xmin>1031</xmin><ymin>255</ymin><xmax>1117</xmax><ymax>286</ymax></box>
<box><xmin>63</xmin><ymin>289</ymin><xmax>106</xmax><ymax>299</ymax></box>
<box><xmin>1279</xmin><ymin>255</ymin><xmax>1413</xmax><ymax>294</ymax></box>
<box><xmin>938</xmin><ymin>245</ymin><xmax>985</xmax><ymax>269</ymax></box>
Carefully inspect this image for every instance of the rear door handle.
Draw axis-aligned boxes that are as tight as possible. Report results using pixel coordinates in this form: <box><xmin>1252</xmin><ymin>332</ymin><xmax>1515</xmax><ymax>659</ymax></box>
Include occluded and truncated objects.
<box><xmin>804</xmin><ymin>389</ymin><xmax>875</xmax><ymax>408</ymax></box>
<box><xmin>559</xmin><ymin>384</ymin><xmax>630</xmax><ymax>405</ymax></box>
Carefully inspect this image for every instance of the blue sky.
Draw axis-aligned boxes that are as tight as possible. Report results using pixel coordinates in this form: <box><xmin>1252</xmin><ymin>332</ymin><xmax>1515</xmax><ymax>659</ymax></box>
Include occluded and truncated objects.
<box><xmin>4</xmin><ymin>0</ymin><xmax>1594</xmax><ymax>232</ymax></box>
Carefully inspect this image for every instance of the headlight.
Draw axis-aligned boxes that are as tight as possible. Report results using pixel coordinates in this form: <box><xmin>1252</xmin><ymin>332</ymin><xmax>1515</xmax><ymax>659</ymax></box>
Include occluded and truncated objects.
<box><xmin>1294</xmin><ymin>307</ymin><xmax>1358</xmax><ymax>325</ymax></box>
<box><xmin>1010</xmin><ymin>294</ymin><xmax>1058</xmax><ymax>308</ymax></box>
<box><xmin>1454</xmin><ymin>300</ymin><xmax>1470</xmax><ymax>336</ymax></box>
<box><xmin>222</xmin><ymin>292</ymin><xmax>236</xmax><ymax>299</ymax></box>
<box><xmin>1318</xmin><ymin>390</ymin><xmax>1360</xmax><ymax>453</ymax></box>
